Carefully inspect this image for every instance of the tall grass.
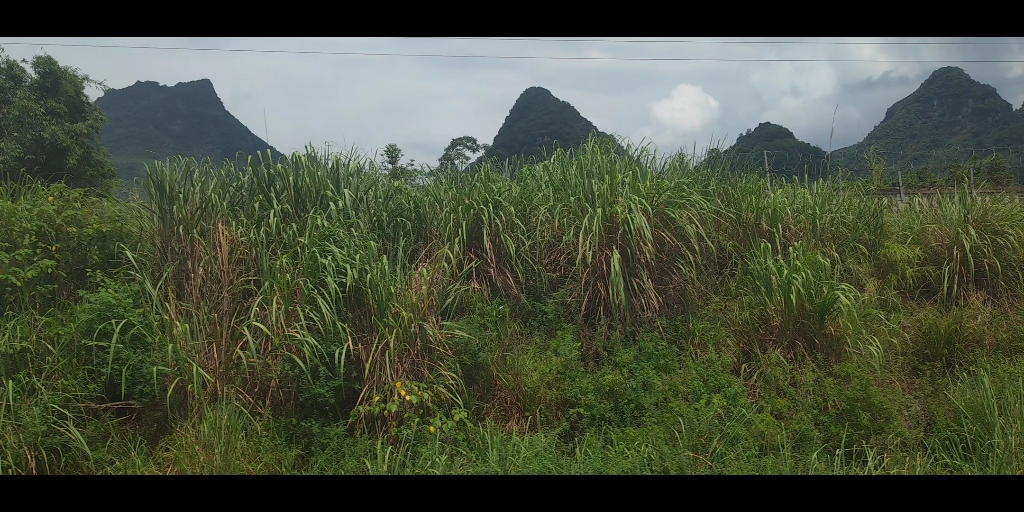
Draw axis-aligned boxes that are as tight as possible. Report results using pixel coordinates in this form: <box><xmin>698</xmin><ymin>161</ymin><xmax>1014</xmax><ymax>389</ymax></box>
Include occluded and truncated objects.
<box><xmin>935</xmin><ymin>363</ymin><xmax>1024</xmax><ymax>474</ymax></box>
<box><xmin>901</xmin><ymin>187</ymin><xmax>1024</xmax><ymax>303</ymax></box>
<box><xmin>7</xmin><ymin>134</ymin><xmax>1024</xmax><ymax>473</ymax></box>
<box><xmin>743</xmin><ymin>241</ymin><xmax>864</xmax><ymax>359</ymax></box>
<box><xmin>126</xmin><ymin>149</ymin><xmax>472</xmax><ymax>434</ymax></box>
<box><xmin>521</xmin><ymin>137</ymin><xmax>715</xmax><ymax>325</ymax></box>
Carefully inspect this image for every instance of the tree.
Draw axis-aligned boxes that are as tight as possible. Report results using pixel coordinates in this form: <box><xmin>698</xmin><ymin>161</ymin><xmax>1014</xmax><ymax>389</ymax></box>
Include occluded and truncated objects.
<box><xmin>381</xmin><ymin>143</ymin><xmax>405</xmax><ymax>179</ymax></box>
<box><xmin>382</xmin><ymin>143</ymin><xmax>402</xmax><ymax>170</ymax></box>
<box><xmin>0</xmin><ymin>48</ymin><xmax>116</xmax><ymax>187</ymax></box>
<box><xmin>378</xmin><ymin>142</ymin><xmax>420</xmax><ymax>184</ymax></box>
<box><xmin>907</xmin><ymin>166</ymin><xmax>940</xmax><ymax>188</ymax></box>
<box><xmin>945</xmin><ymin>161</ymin><xmax>971</xmax><ymax>188</ymax></box>
<box><xmin>981</xmin><ymin>154</ymin><xmax>1013</xmax><ymax>187</ymax></box>
<box><xmin>436</xmin><ymin>136</ymin><xmax>488</xmax><ymax>174</ymax></box>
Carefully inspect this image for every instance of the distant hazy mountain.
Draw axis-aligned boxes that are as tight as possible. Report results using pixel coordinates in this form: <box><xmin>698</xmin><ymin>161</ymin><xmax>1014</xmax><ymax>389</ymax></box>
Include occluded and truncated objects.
<box><xmin>94</xmin><ymin>79</ymin><xmax>282</xmax><ymax>182</ymax></box>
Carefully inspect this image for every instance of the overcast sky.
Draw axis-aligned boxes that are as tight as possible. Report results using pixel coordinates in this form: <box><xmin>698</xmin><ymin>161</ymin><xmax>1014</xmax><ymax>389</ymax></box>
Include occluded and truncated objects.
<box><xmin>2</xmin><ymin>37</ymin><xmax>1023</xmax><ymax>166</ymax></box>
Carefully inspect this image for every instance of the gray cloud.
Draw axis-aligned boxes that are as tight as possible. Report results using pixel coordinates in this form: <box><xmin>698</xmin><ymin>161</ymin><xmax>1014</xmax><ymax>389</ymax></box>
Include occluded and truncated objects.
<box><xmin>843</xmin><ymin>69</ymin><xmax>918</xmax><ymax>93</ymax></box>
<box><xmin>3</xmin><ymin>37</ymin><xmax>1022</xmax><ymax>165</ymax></box>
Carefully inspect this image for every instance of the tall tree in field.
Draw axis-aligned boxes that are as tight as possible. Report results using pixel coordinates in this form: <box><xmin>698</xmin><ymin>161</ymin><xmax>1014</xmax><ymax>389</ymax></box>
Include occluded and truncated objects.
<box><xmin>382</xmin><ymin>143</ymin><xmax>404</xmax><ymax>178</ymax></box>
<box><xmin>436</xmin><ymin>136</ymin><xmax>488</xmax><ymax>175</ymax></box>
<box><xmin>0</xmin><ymin>47</ymin><xmax>116</xmax><ymax>187</ymax></box>
<box><xmin>380</xmin><ymin>142</ymin><xmax>419</xmax><ymax>183</ymax></box>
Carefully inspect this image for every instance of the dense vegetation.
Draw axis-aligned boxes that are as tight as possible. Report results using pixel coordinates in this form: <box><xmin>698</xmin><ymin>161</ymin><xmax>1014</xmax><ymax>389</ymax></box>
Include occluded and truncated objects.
<box><xmin>6</xmin><ymin>135</ymin><xmax>1024</xmax><ymax>474</ymax></box>
<box><xmin>94</xmin><ymin>79</ymin><xmax>281</xmax><ymax>183</ymax></box>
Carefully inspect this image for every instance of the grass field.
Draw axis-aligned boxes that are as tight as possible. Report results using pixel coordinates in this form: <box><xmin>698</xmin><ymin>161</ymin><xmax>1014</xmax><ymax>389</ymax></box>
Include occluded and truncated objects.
<box><xmin>4</xmin><ymin>137</ymin><xmax>1024</xmax><ymax>474</ymax></box>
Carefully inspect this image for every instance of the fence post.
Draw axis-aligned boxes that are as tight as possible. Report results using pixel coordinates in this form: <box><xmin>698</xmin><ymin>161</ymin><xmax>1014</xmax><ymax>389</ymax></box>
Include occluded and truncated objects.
<box><xmin>765</xmin><ymin>150</ymin><xmax>772</xmax><ymax>193</ymax></box>
<box><xmin>898</xmin><ymin>169</ymin><xmax>905</xmax><ymax>202</ymax></box>
<box><xmin>970</xmin><ymin>164</ymin><xmax>975</xmax><ymax>194</ymax></box>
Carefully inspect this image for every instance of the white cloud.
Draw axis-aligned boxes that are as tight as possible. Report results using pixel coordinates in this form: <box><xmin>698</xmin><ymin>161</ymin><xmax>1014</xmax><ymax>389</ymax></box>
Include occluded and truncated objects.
<box><xmin>650</xmin><ymin>84</ymin><xmax>721</xmax><ymax>134</ymax></box>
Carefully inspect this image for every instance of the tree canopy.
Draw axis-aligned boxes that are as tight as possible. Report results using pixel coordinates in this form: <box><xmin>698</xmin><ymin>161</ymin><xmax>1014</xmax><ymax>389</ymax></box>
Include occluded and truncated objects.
<box><xmin>380</xmin><ymin>142</ymin><xmax>419</xmax><ymax>183</ymax></box>
<box><xmin>436</xmin><ymin>136</ymin><xmax>488</xmax><ymax>174</ymax></box>
<box><xmin>0</xmin><ymin>48</ymin><xmax>116</xmax><ymax>187</ymax></box>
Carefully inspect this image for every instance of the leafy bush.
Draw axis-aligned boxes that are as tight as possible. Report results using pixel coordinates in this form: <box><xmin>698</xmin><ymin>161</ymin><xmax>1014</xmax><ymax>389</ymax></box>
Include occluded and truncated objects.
<box><xmin>1</xmin><ymin>178</ymin><xmax>133</xmax><ymax>313</ymax></box>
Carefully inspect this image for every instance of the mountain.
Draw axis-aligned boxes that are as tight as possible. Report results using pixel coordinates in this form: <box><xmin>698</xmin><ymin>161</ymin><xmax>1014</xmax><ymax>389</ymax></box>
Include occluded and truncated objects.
<box><xmin>94</xmin><ymin>79</ymin><xmax>282</xmax><ymax>182</ymax></box>
<box><xmin>481</xmin><ymin>86</ymin><xmax>621</xmax><ymax>166</ymax></box>
<box><xmin>725</xmin><ymin>122</ymin><xmax>828</xmax><ymax>177</ymax></box>
<box><xmin>832</xmin><ymin>67</ymin><xmax>1024</xmax><ymax>173</ymax></box>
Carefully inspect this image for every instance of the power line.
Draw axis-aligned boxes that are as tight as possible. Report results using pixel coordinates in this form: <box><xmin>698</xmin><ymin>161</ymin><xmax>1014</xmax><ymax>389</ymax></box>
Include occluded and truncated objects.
<box><xmin>2</xmin><ymin>41</ymin><xmax>1024</xmax><ymax>63</ymax></box>
<box><xmin>418</xmin><ymin>37</ymin><xmax>1023</xmax><ymax>46</ymax></box>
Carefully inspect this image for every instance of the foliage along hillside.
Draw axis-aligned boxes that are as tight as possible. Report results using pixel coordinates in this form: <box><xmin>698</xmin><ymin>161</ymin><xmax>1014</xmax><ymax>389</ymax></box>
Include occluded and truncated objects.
<box><xmin>94</xmin><ymin>79</ymin><xmax>282</xmax><ymax>183</ymax></box>
<box><xmin>725</xmin><ymin>122</ymin><xmax>828</xmax><ymax>178</ymax></box>
<box><xmin>480</xmin><ymin>86</ymin><xmax>622</xmax><ymax>167</ymax></box>
<box><xmin>832</xmin><ymin>67</ymin><xmax>1024</xmax><ymax>174</ymax></box>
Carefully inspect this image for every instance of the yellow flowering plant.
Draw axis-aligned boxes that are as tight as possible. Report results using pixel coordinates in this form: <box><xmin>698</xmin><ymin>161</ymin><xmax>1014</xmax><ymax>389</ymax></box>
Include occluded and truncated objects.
<box><xmin>351</xmin><ymin>379</ymin><xmax>472</xmax><ymax>440</ymax></box>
